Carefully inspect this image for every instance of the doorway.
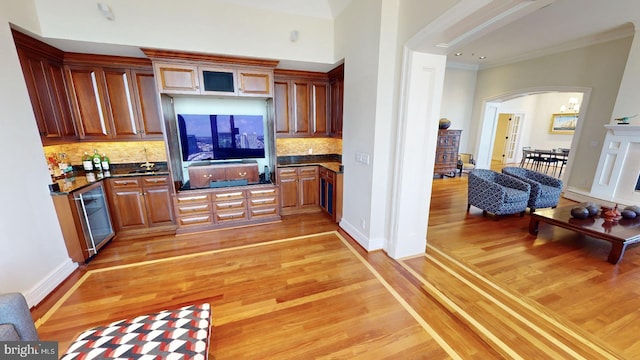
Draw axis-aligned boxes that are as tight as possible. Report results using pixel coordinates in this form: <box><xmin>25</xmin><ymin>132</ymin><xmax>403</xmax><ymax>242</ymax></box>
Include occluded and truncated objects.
<box><xmin>491</xmin><ymin>113</ymin><xmax>522</xmax><ymax>166</ymax></box>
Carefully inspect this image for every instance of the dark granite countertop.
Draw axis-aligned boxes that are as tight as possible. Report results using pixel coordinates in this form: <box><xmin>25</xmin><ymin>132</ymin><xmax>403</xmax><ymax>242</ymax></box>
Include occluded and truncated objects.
<box><xmin>277</xmin><ymin>155</ymin><xmax>343</xmax><ymax>174</ymax></box>
<box><xmin>50</xmin><ymin>163</ymin><xmax>169</xmax><ymax>195</ymax></box>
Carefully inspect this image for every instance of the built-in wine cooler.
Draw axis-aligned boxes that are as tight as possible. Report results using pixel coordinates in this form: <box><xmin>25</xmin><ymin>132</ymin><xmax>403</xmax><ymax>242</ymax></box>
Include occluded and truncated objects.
<box><xmin>73</xmin><ymin>182</ymin><xmax>114</xmax><ymax>258</ymax></box>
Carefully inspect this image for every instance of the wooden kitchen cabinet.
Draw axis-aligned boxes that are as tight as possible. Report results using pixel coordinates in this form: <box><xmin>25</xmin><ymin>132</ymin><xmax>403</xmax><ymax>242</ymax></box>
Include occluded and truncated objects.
<box><xmin>153</xmin><ymin>61</ymin><xmax>273</xmax><ymax>97</ymax></box>
<box><xmin>13</xmin><ymin>31</ymin><xmax>77</xmax><ymax>145</ymax></box>
<box><xmin>107</xmin><ymin>176</ymin><xmax>175</xmax><ymax>238</ymax></box>
<box><xmin>173</xmin><ymin>184</ymin><xmax>280</xmax><ymax>233</ymax></box>
<box><xmin>274</xmin><ymin>70</ymin><xmax>329</xmax><ymax>137</ymax></box>
<box><xmin>319</xmin><ymin>167</ymin><xmax>343</xmax><ymax>223</ymax></box>
<box><xmin>65</xmin><ymin>54</ymin><xmax>162</xmax><ymax>140</ymax></box>
<box><xmin>277</xmin><ymin>166</ymin><xmax>320</xmax><ymax>215</ymax></box>
<box><xmin>328</xmin><ymin>64</ymin><xmax>344</xmax><ymax>138</ymax></box>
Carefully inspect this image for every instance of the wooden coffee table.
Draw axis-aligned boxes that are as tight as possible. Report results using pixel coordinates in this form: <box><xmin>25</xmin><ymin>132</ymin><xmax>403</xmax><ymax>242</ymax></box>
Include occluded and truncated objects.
<box><xmin>529</xmin><ymin>206</ymin><xmax>640</xmax><ymax>264</ymax></box>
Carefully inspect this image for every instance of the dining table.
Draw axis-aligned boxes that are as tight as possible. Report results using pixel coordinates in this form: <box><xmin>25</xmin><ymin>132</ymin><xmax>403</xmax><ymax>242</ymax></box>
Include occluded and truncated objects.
<box><xmin>522</xmin><ymin>148</ymin><xmax>569</xmax><ymax>176</ymax></box>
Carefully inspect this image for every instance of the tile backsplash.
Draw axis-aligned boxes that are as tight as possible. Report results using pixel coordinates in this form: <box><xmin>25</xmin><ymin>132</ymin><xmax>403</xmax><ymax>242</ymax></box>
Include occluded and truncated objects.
<box><xmin>276</xmin><ymin>137</ymin><xmax>342</xmax><ymax>156</ymax></box>
<box><xmin>43</xmin><ymin>141</ymin><xmax>167</xmax><ymax>165</ymax></box>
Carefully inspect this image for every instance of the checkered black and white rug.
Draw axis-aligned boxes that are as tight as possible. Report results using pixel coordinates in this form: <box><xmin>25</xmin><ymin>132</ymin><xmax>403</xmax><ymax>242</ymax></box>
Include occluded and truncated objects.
<box><xmin>62</xmin><ymin>303</ymin><xmax>211</xmax><ymax>360</ymax></box>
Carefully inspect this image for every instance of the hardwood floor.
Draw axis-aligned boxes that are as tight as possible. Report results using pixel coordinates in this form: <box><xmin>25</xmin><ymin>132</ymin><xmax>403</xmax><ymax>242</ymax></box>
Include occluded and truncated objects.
<box><xmin>33</xmin><ymin>173</ymin><xmax>640</xmax><ymax>359</ymax></box>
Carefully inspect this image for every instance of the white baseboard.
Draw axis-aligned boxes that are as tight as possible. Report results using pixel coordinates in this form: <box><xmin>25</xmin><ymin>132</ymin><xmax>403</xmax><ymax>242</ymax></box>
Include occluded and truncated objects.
<box><xmin>339</xmin><ymin>219</ymin><xmax>382</xmax><ymax>251</ymax></box>
<box><xmin>25</xmin><ymin>259</ymin><xmax>77</xmax><ymax>308</ymax></box>
<box><xmin>563</xmin><ymin>188</ymin><xmax>620</xmax><ymax>208</ymax></box>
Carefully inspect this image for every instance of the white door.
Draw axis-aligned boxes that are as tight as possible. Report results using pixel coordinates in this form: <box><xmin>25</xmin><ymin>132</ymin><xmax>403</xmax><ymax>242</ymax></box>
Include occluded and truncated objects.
<box><xmin>504</xmin><ymin>113</ymin><xmax>522</xmax><ymax>164</ymax></box>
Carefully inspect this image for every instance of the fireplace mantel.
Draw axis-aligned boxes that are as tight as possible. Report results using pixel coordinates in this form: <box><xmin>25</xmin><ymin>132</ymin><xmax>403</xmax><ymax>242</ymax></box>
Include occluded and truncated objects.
<box><xmin>590</xmin><ymin>124</ymin><xmax>640</xmax><ymax>206</ymax></box>
<box><xmin>604</xmin><ymin>124</ymin><xmax>640</xmax><ymax>136</ymax></box>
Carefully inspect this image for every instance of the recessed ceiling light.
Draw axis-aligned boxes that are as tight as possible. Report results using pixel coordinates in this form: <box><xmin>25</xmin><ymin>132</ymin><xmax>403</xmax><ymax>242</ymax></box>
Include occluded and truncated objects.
<box><xmin>454</xmin><ymin>52</ymin><xmax>463</xmax><ymax>56</ymax></box>
<box><xmin>478</xmin><ymin>56</ymin><xmax>487</xmax><ymax>60</ymax></box>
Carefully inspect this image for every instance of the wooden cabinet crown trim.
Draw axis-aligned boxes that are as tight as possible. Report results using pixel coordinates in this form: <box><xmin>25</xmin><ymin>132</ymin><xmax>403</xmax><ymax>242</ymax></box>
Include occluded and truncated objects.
<box><xmin>328</xmin><ymin>63</ymin><xmax>344</xmax><ymax>79</ymax></box>
<box><xmin>274</xmin><ymin>69</ymin><xmax>329</xmax><ymax>80</ymax></box>
<box><xmin>141</xmin><ymin>48</ymin><xmax>279</xmax><ymax>68</ymax></box>
<box><xmin>64</xmin><ymin>52</ymin><xmax>152</xmax><ymax>68</ymax></box>
<box><xmin>12</xmin><ymin>29</ymin><xmax>65</xmax><ymax>61</ymax></box>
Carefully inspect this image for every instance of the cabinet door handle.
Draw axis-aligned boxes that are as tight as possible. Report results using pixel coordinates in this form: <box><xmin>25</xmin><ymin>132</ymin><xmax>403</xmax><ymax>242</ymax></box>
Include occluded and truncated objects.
<box><xmin>239</xmin><ymin>171</ymin><xmax>247</xmax><ymax>177</ymax></box>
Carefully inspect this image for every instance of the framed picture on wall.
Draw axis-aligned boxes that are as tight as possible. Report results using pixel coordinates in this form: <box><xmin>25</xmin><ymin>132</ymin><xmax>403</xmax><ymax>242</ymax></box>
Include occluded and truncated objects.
<box><xmin>549</xmin><ymin>113</ymin><xmax>578</xmax><ymax>134</ymax></box>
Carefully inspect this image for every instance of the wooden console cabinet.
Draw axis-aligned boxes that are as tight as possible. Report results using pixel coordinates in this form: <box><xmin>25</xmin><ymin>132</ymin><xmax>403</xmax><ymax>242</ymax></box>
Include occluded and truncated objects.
<box><xmin>434</xmin><ymin>129</ymin><xmax>461</xmax><ymax>178</ymax></box>
<box><xmin>188</xmin><ymin>162</ymin><xmax>260</xmax><ymax>189</ymax></box>
<box><xmin>174</xmin><ymin>184</ymin><xmax>280</xmax><ymax>233</ymax></box>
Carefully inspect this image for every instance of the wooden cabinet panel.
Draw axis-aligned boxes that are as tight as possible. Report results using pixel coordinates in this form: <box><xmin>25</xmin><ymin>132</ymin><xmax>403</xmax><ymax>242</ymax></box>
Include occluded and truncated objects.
<box><xmin>293</xmin><ymin>80</ymin><xmax>310</xmax><ymax>135</ymax></box>
<box><xmin>238</xmin><ymin>69</ymin><xmax>272</xmax><ymax>97</ymax></box>
<box><xmin>66</xmin><ymin>66</ymin><xmax>111</xmax><ymax>140</ymax></box>
<box><xmin>48</xmin><ymin>62</ymin><xmax>77</xmax><ymax>138</ymax></box>
<box><xmin>145</xmin><ymin>186</ymin><xmax>174</xmax><ymax>226</ymax></box>
<box><xmin>154</xmin><ymin>63</ymin><xmax>199</xmax><ymax>94</ymax></box>
<box><xmin>329</xmin><ymin>64</ymin><xmax>344</xmax><ymax>138</ymax></box>
<box><xmin>299</xmin><ymin>173</ymin><xmax>319</xmax><ymax>209</ymax></box>
<box><xmin>279</xmin><ymin>176</ymin><xmax>299</xmax><ymax>211</ymax></box>
<box><xmin>274</xmin><ymin>80</ymin><xmax>291</xmax><ymax>134</ymax></box>
<box><xmin>111</xmin><ymin>188</ymin><xmax>148</xmax><ymax>229</ymax></box>
<box><xmin>132</xmin><ymin>70</ymin><xmax>163</xmax><ymax>138</ymax></box>
<box><xmin>103</xmin><ymin>68</ymin><xmax>138</xmax><ymax>138</ymax></box>
<box><xmin>312</xmin><ymin>81</ymin><xmax>329</xmax><ymax>136</ymax></box>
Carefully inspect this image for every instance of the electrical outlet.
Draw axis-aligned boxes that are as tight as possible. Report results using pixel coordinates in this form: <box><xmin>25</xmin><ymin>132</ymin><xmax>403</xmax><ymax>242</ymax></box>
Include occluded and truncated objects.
<box><xmin>360</xmin><ymin>218</ymin><xmax>366</xmax><ymax>229</ymax></box>
<box><xmin>308</xmin><ymin>148</ymin><xmax>313</xmax><ymax>154</ymax></box>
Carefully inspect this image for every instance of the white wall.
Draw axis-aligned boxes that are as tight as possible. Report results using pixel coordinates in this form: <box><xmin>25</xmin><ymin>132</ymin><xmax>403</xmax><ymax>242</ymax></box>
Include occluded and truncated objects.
<box><xmin>0</xmin><ymin>2</ymin><xmax>76</xmax><ymax>306</ymax></box>
<box><xmin>334</xmin><ymin>0</ymin><xmax>383</xmax><ymax>248</ymax></box>
<box><xmin>440</xmin><ymin>64</ymin><xmax>477</xmax><ymax>152</ymax></box>
<box><xmin>34</xmin><ymin>0</ymin><xmax>334</xmax><ymax>65</ymax></box>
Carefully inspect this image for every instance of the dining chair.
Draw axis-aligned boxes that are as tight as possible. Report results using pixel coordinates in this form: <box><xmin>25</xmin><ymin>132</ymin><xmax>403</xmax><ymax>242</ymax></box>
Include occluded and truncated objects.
<box><xmin>557</xmin><ymin>148</ymin><xmax>570</xmax><ymax>176</ymax></box>
<box><xmin>534</xmin><ymin>149</ymin><xmax>559</xmax><ymax>174</ymax></box>
<box><xmin>520</xmin><ymin>147</ymin><xmax>539</xmax><ymax>169</ymax></box>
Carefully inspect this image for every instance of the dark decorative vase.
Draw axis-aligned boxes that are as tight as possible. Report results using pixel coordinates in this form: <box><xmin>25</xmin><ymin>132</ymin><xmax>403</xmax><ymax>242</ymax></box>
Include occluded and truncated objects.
<box><xmin>439</xmin><ymin>118</ymin><xmax>451</xmax><ymax>129</ymax></box>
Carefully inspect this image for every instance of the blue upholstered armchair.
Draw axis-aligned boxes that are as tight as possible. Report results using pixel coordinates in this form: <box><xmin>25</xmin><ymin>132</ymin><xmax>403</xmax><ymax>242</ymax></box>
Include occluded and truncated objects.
<box><xmin>0</xmin><ymin>293</ymin><xmax>38</xmax><ymax>341</ymax></box>
<box><xmin>467</xmin><ymin>169</ymin><xmax>531</xmax><ymax>217</ymax></box>
<box><xmin>502</xmin><ymin>166</ymin><xmax>563</xmax><ymax>213</ymax></box>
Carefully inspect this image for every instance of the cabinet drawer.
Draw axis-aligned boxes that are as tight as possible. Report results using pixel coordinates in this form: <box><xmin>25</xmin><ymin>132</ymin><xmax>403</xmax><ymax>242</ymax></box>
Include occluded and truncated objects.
<box><xmin>247</xmin><ymin>187</ymin><xmax>277</xmax><ymax>198</ymax></box>
<box><xmin>249</xmin><ymin>206</ymin><xmax>278</xmax><ymax>219</ymax></box>
<box><xmin>110</xmin><ymin>178</ymin><xmax>142</xmax><ymax>188</ymax></box>
<box><xmin>435</xmin><ymin>150</ymin><xmax>457</xmax><ymax>165</ymax></box>
<box><xmin>213</xmin><ymin>190</ymin><xmax>245</xmax><ymax>201</ymax></box>
<box><xmin>277</xmin><ymin>168</ymin><xmax>297</xmax><ymax>177</ymax></box>
<box><xmin>298</xmin><ymin>166</ymin><xmax>318</xmax><ymax>176</ymax></box>
<box><xmin>215</xmin><ymin>209</ymin><xmax>247</xmax><ymax>222</ymax></box>
<box><xmin>143</xmin><ymin>176</ymin><xmax>169</xmax><ymax>186</ymax></box>
<box><xmin>175</xmin><ymin>193</ymin><xmax>210</xmax><ymax>204</ymax></box>
<box><xmin>214</xmin><ymin>199</ymin><xmax>246</xmax><ymax>211</ymax></box>
<box><xmin>249</xmin><ymin>196</ymin><xmax>277</xmax><ymax>207</ymax></box>
<box><xmin>176</xmin><ymin>203</ymin><xmax>211</xmax><ymax>216</ymax></box>
<box><xmin>224</xmin><ymin>166</ymin><xmax>258</xmax><ymax>182</ymax></box>
<box><xmin>177</xmin><ymin>214</ymin><xmax>213</xmax><ymax>227</ymax></box>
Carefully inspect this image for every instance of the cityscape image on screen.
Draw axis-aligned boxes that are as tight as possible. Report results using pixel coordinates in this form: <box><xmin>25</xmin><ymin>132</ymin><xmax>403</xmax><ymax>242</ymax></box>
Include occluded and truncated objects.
<box><xmin>178</xmin><ymin>114</ymin><xmax>265</xmax><ymax>161</ymax></box>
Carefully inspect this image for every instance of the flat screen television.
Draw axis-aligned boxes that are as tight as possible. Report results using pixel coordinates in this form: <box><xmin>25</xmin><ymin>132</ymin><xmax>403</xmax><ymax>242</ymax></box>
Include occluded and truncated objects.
<box><xmin>177</xmin><ymin>114</ymin><xmax>265</xmax><ymax>161</ymax></box>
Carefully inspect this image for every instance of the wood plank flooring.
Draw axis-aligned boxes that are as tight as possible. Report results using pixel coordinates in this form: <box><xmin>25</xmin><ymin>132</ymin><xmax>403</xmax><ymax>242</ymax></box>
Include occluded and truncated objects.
<box><xmin>32</xmin><ymin>171</ymin><xmax>640</xmax><ymax>359</ymax></box>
